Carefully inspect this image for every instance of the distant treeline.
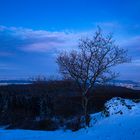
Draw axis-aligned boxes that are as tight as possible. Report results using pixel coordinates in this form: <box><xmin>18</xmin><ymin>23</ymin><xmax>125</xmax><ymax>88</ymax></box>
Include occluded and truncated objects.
<box><xmin>0</xmin><ymin>80</ymin><xmax>140</xmax><ymax>131</ymax></box>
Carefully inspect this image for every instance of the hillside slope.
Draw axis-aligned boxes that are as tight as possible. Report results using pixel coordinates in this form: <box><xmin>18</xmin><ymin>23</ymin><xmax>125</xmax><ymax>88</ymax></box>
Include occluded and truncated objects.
<box><xmin>0</xmin><ymin>97</ymin><xmax>140</xmax><ymax>140</ymax></box>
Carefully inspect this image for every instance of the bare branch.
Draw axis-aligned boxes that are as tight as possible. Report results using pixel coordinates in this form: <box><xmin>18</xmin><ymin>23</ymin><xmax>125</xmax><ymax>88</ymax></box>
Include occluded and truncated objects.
<box><xmin>56</xmin><ymin>28</ymin><xmax>130</xmax><ymax>96</ymax></box>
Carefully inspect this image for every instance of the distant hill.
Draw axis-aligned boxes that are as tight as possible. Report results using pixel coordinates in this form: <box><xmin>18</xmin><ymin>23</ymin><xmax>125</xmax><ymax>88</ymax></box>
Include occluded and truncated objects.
<box><xmin>109</xmin><ymin>80</ymin><xmax>140</xmax><ymax>90</ymax></box>
<box><xmin>0</xmin><ymin>80</ymin><xmax>32</xmax><ymax>85</ymax></box>
<box><xmin>1</xmin><ymin>79</ymin><xmax>140</xmax><ymax>90</ymax></box>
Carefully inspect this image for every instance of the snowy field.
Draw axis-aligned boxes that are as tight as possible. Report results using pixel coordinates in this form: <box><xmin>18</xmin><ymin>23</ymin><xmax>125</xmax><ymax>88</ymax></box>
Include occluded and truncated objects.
<box><xmin>0</xmin><ymin>97</ymin><xmax>140</xmax><ymax>140</ymax></box>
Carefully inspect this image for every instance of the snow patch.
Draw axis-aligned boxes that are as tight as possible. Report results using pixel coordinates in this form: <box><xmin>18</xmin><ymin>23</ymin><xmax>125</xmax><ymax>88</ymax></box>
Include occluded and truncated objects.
<box><xmin>104</xmin><ymin>97</ymin><xmax>140</xmax><ymax>116</ymax></box>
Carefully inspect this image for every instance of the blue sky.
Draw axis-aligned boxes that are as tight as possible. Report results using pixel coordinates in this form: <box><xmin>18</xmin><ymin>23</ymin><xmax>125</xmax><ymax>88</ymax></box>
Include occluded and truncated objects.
<box><xmin>0</xmin><ymin>0</ymin><xmax>140</xmax><ymax>80</ymax></box>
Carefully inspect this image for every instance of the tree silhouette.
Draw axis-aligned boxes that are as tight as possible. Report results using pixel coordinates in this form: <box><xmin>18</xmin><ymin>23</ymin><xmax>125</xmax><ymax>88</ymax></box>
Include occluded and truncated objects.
<box><xmin>57</xmin><ymin>28</ymin><xmax>130</xmax><ymax>126</ymax></box>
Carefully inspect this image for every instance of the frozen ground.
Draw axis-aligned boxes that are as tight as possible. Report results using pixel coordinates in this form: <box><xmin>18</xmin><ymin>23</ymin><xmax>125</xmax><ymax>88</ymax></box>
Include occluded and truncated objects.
<box><xmin>0</xmin><ymin>97</ymin><xmax>140</xmax><ymax>140</ymax></box>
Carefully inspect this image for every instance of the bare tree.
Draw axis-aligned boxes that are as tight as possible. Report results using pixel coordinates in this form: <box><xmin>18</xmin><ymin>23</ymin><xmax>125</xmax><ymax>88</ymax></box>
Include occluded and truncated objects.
<box><xmin>56</xmin><ymin>28</ymin><xmax>130</xmax><ymax>126</ymax></box>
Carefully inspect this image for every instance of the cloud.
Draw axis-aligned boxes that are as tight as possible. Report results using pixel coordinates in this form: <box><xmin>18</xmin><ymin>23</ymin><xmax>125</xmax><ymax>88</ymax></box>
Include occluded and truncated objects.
<box><xmin>95</xmin><ymin>21</ymin><xmax>121</xmax><ymax>28</ymax></box>
<box><xmin>132</xmin><ymin>59</ymin><xmax>140</xmax><ymax>66</ymax></box>
<box><xmin>1</xmin><ymin>23</ymin><xmax>140</xmax><ymax>53</ymax></box>
<box><xmin>0</xmin><ymin>51</ymin><xmax>13</xmax><ymax>56</ymax></box>
<box><xmin>0</xmin><ymin>25</ymin><xmax>88</xmax><ymax>79</ymax></box>
<box><xmin>0</xmin><ymin>25</ymin><xmax>85</xmax><ymax>53</ymax></box>
<box><xmin>0</xmin><ymin>63</ymin><xmax>16</xmax><ymax>70</ymax></box>
<box><xmin>92</xmin><ymin>21</ymin><xmax>123</xmax><ymax>34</ymax></box>
<box><xmin>1</xmin><ymin>24</ymin><xmax>140</xmax><ymax>58</ymax></box>
<box><xmin>120</xmin><ymin>36</ymin><xmax>140</xmax><ymax>59</ymax></box>
<box><xmin>1</xmin><ymin>24</ymin><xmax>140</xmax><ymax>60</ymax></box>
<box><xmin>121</xmin><ymin>36</ymin><xmax>140</xmax><ymax>49</ymax></box>
<box><xmin>0</xmin><ymin>24</ymin><xmax>140</xmax><ymax>80</ymax></box>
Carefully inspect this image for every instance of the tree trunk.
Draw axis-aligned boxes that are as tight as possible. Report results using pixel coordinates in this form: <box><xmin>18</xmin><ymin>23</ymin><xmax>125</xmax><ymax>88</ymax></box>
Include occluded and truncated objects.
<box><xmin>82</xmin><ymin>96</ymin><xmax>90</xmax><ymax>127</ymax></box>
<box><xmin>83</xmin><ymin>97</ymin><xmax>88</xmax><ymax>116</ymax></box>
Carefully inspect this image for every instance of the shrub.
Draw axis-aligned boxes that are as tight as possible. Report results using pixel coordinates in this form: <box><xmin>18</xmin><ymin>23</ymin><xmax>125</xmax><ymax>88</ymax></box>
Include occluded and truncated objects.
<box><xmin>65</xmin><ymin>116</ymin><xmax>83</xmax><ymax>131</ymax></box>
<box><xmin>37</xmin><ymin>118</ymin><xmax>58</xmax><ymax>131</ymax></box>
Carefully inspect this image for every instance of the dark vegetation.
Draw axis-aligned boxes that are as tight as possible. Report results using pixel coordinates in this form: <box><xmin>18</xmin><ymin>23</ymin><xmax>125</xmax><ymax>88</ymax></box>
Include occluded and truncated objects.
<box><xmin>0</xmin><ymin>80</ymin><xmax>140</xmax><ymax>131</ymax></box>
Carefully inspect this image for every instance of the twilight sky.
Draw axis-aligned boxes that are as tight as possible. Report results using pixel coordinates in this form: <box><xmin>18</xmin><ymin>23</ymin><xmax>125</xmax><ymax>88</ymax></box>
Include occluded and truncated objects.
<box><xmin>0</xmin><ymin>0</ymin><xmax>140</xmax><ymax>80</ymax></box>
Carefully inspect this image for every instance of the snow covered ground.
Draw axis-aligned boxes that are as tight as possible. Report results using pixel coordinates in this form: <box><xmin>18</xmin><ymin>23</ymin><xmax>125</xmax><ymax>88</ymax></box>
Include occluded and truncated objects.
<box><xmin>0</xmin><ymin>97</ymin><xmax>140</xmax><ymax>140</ymax></box>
